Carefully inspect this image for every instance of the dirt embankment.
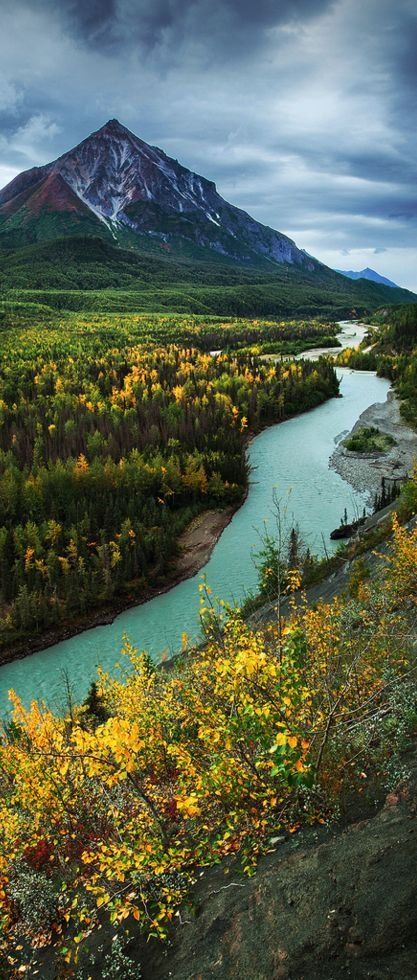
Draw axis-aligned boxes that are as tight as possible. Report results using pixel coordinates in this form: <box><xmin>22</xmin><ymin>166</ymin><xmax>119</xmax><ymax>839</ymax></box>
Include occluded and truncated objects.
<box><xmin>330</xmin><ymin>389</ymin><xmax>417</xmax><ymax>501</ymax></box>
<box><xmin>174</xmin><ymin>507</ymin><xmax>235</xmax><ymax>579</ymax></box>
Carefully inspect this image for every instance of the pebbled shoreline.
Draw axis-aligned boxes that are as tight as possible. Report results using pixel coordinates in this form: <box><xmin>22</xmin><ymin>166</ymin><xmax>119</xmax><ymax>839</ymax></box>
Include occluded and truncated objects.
<box><xmin>330</xmin><ymin>386</ymin><xmax>417</xmax><ymax>501</ymax></box>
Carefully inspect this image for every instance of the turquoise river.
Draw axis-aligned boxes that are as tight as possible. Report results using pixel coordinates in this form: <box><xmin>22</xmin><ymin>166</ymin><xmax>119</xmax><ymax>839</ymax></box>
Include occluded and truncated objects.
<box><xmin>0</xmin><ymin>326</ymin><xmax>391</xmax><ymax>713</ymax></box>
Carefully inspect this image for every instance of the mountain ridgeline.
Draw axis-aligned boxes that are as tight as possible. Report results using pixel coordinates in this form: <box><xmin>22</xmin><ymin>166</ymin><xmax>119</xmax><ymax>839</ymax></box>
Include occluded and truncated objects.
<box><xmin>0</xmin><ymin>118</ymin><xmax>311</xmax><ymax>267</ymax></box>
<box><xmin>336</xmin><ymin>267</ymin><xmax>399</xmax><ymax>288</ymax></box>
<box><xmin>0</xmin><ymin>119</ymin><xmax>415</xmax><ymax>314</ymax></box>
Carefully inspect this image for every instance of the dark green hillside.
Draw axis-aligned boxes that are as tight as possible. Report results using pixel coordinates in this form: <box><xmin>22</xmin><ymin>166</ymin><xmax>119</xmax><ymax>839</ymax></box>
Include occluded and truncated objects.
<box><xmin>337</xmin><ymin>303</ymin><xmax>417</xmax><ymax>428</ymax></box>
<box><xmin>0</xmin><ymin>237</ymin><xmax>415</xmax><ymax>317</ymax></box>
<box><xmin>375</xmin><ymin>303</ymin><xmax>417</xmax><ymax>351</ymax></box>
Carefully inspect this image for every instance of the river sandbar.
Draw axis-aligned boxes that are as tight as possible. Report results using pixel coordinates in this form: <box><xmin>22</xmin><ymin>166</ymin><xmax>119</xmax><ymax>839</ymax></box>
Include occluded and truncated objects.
<box><xmin>330</xmin><ymin>388</ymin><xmax>417</xmax><ymax>500</ymax></box>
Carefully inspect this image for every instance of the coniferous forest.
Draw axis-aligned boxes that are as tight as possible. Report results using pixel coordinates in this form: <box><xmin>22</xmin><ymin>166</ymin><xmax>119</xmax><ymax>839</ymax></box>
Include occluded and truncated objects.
<box><xmin>0</xmin><ymin>315</ymin><xmax>339</xmax><ymax>649</ymax></box>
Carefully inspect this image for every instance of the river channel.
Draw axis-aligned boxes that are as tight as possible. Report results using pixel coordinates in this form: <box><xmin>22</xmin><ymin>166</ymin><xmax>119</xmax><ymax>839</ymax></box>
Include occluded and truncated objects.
<box><xmin>0</xmin><ymin>323</ymin><xmax>390</xmax><ymax>712</ymax></box>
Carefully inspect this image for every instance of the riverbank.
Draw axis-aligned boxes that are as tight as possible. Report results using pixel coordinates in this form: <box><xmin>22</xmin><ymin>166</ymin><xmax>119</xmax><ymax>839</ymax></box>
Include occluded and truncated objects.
<box><xmin>0</xmin><ymin>504</ymin><xmax>238</xmax><ymax>668</ymax></box>
<box><xmin>0</xmin><ymin>368</ymin><xmax>391</xmax><ymax>710</ymax></box>
<box><xmin>330</xmin><ymin>387</ymin><xmax>417</xmax><ymax>501</ymax></box>
<box><xmin>0</xmin><ymin>386</ymin><xmax>340</xmax><ymax>674</ymax></box>
<box><xmin>0</xmin><ymin>385</ymin><xmax>342</xmax><ymax>672</ymax></box>
<box><xmin>0</xmin><ymin>323</ymin><xmax>353</xmax><ymax>678</ymax></box>
<box><xmin>296</xmin><ymin>320</ymin><xmax>371</xmax><ymax>361</ymax></box>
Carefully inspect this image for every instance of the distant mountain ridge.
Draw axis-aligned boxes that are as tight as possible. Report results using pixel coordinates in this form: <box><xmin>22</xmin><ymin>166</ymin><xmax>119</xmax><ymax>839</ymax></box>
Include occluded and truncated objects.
<box><xmin>336</xmin><ymin>267</ymin><xmax>399</xmax><ymax>288</ymax></box>
<box><xmin>0</xmin><ymin>118</ymin><xmax>315</xmax><ymax>268</ymax></box>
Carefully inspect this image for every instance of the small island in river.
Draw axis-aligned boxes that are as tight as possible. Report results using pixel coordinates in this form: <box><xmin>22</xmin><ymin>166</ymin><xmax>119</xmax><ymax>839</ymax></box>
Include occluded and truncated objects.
<box><xmin>330</xmin><ymin>387</ymin><xmax>417</xmax><ymax>500</ymax></box>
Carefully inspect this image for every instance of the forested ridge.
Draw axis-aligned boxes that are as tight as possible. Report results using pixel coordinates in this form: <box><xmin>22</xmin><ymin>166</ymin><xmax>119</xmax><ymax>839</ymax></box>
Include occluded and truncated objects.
<box><xmin>0</xmin><ymin>315</ymin><xmax>338</xmax><ymax>649</ymax></box>
<box><xmin>1</xmin><ymin>236</ymin><xmax>415</xmax><ymax>316</ymax></box>
<box><xmin>0</xmin><ymin>310</ymin><xmax>339</xmax><ymax>353</ymax></box>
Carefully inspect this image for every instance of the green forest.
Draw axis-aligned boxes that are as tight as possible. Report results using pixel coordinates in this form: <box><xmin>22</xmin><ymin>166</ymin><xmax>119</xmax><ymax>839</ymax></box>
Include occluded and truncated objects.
<box><xmin>336</xmin><ymin>303</ymin><xmax>417</xmax><ymax>427</ymax></box>
<box><xmin>0</xmin><ymin>313</ymin><xmax>339</xmax><ymax>650</ymax></box>
<box><xmin>1</xmin><ymin>236</ymin><xmax>415</xmax><ymax>318</ymax></box>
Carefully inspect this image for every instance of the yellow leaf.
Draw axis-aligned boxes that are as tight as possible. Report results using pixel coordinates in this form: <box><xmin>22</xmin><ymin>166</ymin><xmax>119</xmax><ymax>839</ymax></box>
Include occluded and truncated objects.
<box><xmin>275</xmin><ymin>733</ymin><xmax>287</xmax><ymax>746</ymax></box>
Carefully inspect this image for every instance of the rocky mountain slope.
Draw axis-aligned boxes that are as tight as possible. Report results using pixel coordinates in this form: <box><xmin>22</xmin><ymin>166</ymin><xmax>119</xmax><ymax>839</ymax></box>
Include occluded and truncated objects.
<box><xmin>0</xmin><ymin>119</ymin><xmax>315</xmax><ymax>267</ymax></box>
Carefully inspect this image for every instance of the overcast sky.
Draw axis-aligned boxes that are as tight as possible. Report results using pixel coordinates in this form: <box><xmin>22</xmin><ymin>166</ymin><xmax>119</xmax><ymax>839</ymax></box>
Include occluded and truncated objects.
<box><xmin>0</xmin><ymin>0</ymin><xmax>416</xmax><ymax>289</ymax></box>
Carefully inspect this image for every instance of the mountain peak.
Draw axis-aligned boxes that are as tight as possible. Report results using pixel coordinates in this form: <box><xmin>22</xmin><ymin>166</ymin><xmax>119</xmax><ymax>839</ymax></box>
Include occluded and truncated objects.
<box><xmin>336</xmin><ymin>266</ymin><xmax>398</xmax><ymax>289</ymax></box>
<box><xmin>89</xmin><ymin>118</ymin><xmax>138</xmax><ymax>143</ymax></box>
<box><xmin>100</xmin><ymin>118</ymin><xmax>131</xmax><ymax>135</ymax></box>
<box><xmin>0</xmin><ymin>118</ymin><xmax>311</xmax><ymax>267</ymax></box>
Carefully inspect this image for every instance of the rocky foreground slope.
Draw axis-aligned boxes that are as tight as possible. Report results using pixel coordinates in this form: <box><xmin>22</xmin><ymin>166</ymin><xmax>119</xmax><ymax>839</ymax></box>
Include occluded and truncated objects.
<box><xmin>7</xmin><ymin>508</ymin><xmax>417</xmax><ymax>980</ymax></box>
<box><xmin>32</xmin><ymin>752</ymin><xmax>417</xmax><ymax>980</ymax></box>
<box><xmin>142</xmin><ymin>764</ymin><xmax>417</xmax><ymax>980</ymax></box>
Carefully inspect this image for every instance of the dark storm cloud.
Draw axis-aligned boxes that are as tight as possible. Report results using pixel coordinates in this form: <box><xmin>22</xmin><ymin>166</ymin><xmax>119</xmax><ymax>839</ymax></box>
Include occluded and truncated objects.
<box><xmin>52</xmin><ymin>0</ymin><xmax>334</xmax><ymax>56</ymax></box>
<box><xmin>65</xmin><ymin>0</ymin><xmax>117</xmax><ymax>46</ymax></box>
<box><xmin>0</xmin><ymin>0</ymin><xmax>416</xmax><ymax>287</ymax></box>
